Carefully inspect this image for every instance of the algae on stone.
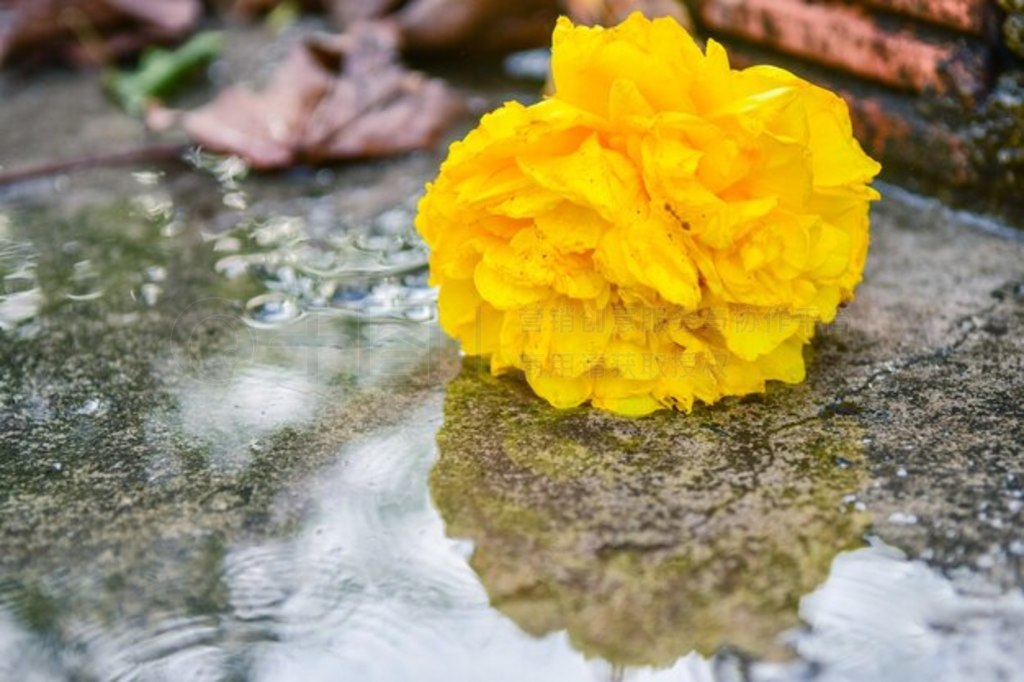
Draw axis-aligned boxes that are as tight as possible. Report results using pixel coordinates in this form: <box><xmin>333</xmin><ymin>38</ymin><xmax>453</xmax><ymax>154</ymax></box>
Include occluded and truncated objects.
<box><xmin>431</xmin><ymin>360</ymin><xmax>870</xmax><ymax>666</ymax></box>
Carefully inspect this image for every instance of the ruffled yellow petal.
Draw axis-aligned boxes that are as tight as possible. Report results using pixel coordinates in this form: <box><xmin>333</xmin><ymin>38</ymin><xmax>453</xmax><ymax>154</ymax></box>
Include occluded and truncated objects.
<box><xmin>416</xmin><ymin>13</ymin><xmax>880</xmax><ymax>416</ymax></box>
<box><xmin>527</xmin><ymin>371</ymin><xmax>593</xmax><ymax>409</ymax></box>
<box><xmin>518</xmin><ymin>133</ymin><xmax>643</xmax><ymax>224</ymax></box>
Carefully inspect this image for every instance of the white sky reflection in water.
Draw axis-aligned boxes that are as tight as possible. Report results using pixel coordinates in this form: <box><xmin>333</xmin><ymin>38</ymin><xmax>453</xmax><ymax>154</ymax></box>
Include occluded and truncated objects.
<box><xmin>224</xmin><ymin>421</ymin><xmax>1024</xmax><ymax>682</ymax></box>
<box><xmin>3</xmin><ymin>397</ymin><xmax>1019</xmax><ymax>682</ymax></box>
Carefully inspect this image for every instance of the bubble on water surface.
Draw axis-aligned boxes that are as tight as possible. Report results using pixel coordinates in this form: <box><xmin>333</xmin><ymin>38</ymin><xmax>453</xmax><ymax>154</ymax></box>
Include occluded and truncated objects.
<box><xmin>244</xmin><ymin>293</ymin><xmax>303</xmax><ymax>328</ymax></box>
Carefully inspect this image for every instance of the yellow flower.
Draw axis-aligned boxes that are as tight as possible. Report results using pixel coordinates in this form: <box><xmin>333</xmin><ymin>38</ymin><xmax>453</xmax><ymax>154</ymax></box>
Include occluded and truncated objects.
<box><xmin>416</xmin><ymin>13</ymin><xmax>881</xmax><ymax>416</ymax></box>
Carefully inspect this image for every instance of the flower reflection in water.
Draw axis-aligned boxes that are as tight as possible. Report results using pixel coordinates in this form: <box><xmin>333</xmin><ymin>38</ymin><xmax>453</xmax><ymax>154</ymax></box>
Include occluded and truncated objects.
<box><xmin>431</xmin><ymin>359</ymin><xmax>870</xmax><ymax>666</ymax></box>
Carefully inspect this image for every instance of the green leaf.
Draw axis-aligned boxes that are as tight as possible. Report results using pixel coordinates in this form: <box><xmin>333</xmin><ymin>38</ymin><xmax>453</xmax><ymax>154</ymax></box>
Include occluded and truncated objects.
<box><xmin>104</xmin><ymin>32</ymin><xmax>223</xmax><ymax>116</ymax></box>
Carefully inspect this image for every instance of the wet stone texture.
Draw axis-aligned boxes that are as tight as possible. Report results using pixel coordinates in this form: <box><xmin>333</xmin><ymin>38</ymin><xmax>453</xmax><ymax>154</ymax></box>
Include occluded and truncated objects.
<box><xmin>433</xmin><ymin>363</ymin><xmax>871</xmax><ymax>665</ymax></box>
<box><xmin>0</xmin><ymin>179</ymin><xmax>455</xmax><ymax>640</ymax></box>
<box><xmin>813</xmin><ymin>193</ymin><xmax>1024</xmax><ymax>588</ymax></box>
<box><xmin>0</xmin><ymin>22</ymin><xmax>1023</xmax><ymax>681</ymax></box>
<box><xmin>432</xmin><ymin>189</ymin><xmax>1024</xmax><ymax>665</ymax></box>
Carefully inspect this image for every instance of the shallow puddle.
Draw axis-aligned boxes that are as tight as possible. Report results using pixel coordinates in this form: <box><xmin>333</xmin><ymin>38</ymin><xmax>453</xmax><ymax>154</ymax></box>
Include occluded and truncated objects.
<box><xmin>1</xmin><ymin>140</ymin><xmax>1023</xmax><ymax>682</ymax></box>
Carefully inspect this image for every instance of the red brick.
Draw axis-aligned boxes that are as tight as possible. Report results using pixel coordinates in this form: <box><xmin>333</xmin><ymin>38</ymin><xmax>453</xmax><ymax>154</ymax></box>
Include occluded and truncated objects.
<box><xmin>854</xmin><ymin>0</ymin><xmax>994</xmax><ymax>36</ymax></box>
<box><xmin>843</xmin><ymin>94</ymin><xmax>975</xmax><ymax>186</ymax></box>
<box><xmin>695</xmin><ymin>0</ymin><xmax>991</xmax><ymax>96</ymax></box>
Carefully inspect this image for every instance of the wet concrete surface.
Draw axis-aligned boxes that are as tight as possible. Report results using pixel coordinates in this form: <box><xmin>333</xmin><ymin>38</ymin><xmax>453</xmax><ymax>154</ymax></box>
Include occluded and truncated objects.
<box><xmin>1</xmin><ymin>23</ymin><xmax>1023</xmax><ymax>682</ymax></box>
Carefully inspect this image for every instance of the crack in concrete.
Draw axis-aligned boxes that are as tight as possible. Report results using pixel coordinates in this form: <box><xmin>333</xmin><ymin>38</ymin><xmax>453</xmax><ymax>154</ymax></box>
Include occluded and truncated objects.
<box><xmin>766</xmin><ymin>281</ymin><xmax>1020</xmax><ymax>445</ymax></box>
<box><xmin>824</xmin><ymin>291</ymin><xmax>1013</xmax><ymax>408</ymax></box>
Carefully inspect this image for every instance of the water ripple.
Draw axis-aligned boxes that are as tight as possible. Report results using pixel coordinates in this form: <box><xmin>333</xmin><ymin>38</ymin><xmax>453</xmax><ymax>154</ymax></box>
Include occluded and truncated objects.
<box><xmin>0</xmin><ymin>236</ymin><xmax>42</xmax><ymax>331</ymax></box>
<box><xmin>4</xmin><ymin>408</ymin><xmax>1024</xmax><ymax>681</ymax></box>
<box><xmin>214</xmin><ymin>203</ymin><xmax>435</xmax><ymax>329</ymax></box>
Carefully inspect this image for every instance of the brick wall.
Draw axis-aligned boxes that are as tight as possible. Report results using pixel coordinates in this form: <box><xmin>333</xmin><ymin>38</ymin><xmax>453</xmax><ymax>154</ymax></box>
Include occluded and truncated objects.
<box><xmin>688</xmin><ymin>0</ymin><xmax>1024</xmax><ymax>218</ymax></box>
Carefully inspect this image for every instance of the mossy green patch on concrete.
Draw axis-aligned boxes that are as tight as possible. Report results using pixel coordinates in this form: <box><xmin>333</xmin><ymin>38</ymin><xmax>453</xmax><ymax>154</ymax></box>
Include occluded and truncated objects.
<box><xmin>431</xmin><ymin>361</ymin><xmax>870</xmax><ymax>665</ymax></box>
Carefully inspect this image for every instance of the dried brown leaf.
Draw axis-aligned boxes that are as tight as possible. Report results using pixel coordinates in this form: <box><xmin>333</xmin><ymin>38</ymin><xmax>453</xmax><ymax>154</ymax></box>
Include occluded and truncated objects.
<box><xmin>0</xmin><ymin>0</ymin><xmax>200</xmax><ymax>66</ymax></box>
<box><xmin>179</xmin><ymin>24</ymin><xmax>466</xmax><ymax>169</ymax></box>
<box><xmin>220</xmin><ymin>0</ymin><xmax>560</xmax><ymax>53</ymax></box>
<box><xmin>219</xmin><ymin>0</ymin><xmax>686</xmax><ymax>55</ymax></box>
<box><xmin>395</xmin><ymin>0</ymin><xmax>557</xmax><ymax>53</ymax></box>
